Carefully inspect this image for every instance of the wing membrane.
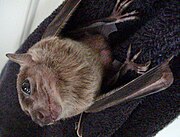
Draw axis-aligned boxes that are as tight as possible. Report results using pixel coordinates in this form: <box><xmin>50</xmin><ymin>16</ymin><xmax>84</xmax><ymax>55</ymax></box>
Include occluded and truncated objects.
<box><xmin>42</xmin><ymin>0</ymin><xmax>82</xmax><ymax>38</ymax></box>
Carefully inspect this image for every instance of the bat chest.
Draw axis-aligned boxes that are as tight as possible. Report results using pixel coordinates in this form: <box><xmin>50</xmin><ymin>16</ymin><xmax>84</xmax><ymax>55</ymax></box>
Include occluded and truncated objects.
<box><xmin>81</xmin><ymin>34</ymin><xmax>113</xmax><ymax>68</ymax></box>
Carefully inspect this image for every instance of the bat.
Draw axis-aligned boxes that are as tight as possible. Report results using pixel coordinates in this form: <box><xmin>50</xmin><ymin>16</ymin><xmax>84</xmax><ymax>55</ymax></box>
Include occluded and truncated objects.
<box><xmin>6</xmin><ymin>0</ymin><xmax>174</xmax><ymax>136</ymax></box>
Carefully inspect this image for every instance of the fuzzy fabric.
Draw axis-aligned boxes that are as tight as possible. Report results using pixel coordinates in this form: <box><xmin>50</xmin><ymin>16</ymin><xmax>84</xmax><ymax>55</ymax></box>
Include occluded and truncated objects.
<box><xmin>0</xmin><ymin>0</ymin><xmax>179</xmax><ymax>137</ymax></box>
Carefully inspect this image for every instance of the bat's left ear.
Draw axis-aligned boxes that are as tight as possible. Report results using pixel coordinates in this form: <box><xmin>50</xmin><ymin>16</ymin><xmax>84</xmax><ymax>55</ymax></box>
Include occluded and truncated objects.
<box><xmin>6</xmin><ymin>53</ymin><xmax>34</xmax><ymax>66</ymax></box>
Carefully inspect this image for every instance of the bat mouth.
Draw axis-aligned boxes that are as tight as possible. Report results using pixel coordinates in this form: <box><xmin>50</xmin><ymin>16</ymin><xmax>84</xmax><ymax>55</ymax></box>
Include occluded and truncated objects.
<box><xmin>35</xmin><ymin>119</ymin><xmax>59</xmax><ymax>127</ymax></box>
<box><xmin>36</xmin><ymin>120</ymin><xmax>55</xmax><ymax>127</ymax></box>
<box><xmin>32</xmin><ymin>111</ymin><xmax>61</xmax><ymax>127</ymax></box>
<box><xmin>30</xmin><ymin>104</ymin><xmax>62</xmax><ymax>127</ymax></box>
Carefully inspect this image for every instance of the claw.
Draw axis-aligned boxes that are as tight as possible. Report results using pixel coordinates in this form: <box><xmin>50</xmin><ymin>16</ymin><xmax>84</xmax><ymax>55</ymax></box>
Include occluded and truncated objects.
<box><xmin>145</xmin><ymin>60</ymin><xmax>151</xmax><ymax>67</ymax></box>
<box><xmin>131</xmin><ymin>49</ymin><xmax>142</xmax><ymax>61</ymax></box>
<box><xmin>114</xmin><ymin>16</ymin><xmax>138</xmax><ymax>23</ymax></box>
<box><xmin>113</xmin><ymin>0</ymin><xmax>134</xmax><ymax>14</ymax></box>
<box><xmin>119</xmin><ymin>10</ymin><xmax>139</xmax><ymax>18</ymax></box>
<box><xmin>111</xmin><ymin>0</ymin><xmax>138</xmax><ymax>23</ymax></box>
<box><xmin>124</xmin><ymin>45</ymin><xmax>151</xmax><ymax>74</ymax></box>
<box><xmin>118</xmin><ymin>0</ymin><xmax>134</xmax><ymax>14</ymax></box>
<box><xmin>136</xmin><ymin>61</ymin><xmax>151</xmax><ymax>73</ymax></box>
<box><xmin>114</xmin><ymin>0</ymin><xmax>121</xmax><ymax>13</ymax></box>
<box><xmin>126</xmin><ymin>44</ymin><xmax>132</xmax><ymax>60</ymax></box>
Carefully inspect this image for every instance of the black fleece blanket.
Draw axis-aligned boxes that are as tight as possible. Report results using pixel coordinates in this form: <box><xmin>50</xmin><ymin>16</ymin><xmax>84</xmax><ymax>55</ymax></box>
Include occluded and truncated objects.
<box><xmin>0</xmin><ymin>0</ymin><xmax>179</xmax><ymax>137</ymax></box>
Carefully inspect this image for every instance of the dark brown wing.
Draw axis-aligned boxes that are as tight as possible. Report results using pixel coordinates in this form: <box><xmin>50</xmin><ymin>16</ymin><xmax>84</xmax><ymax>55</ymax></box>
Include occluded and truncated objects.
<box><xmin>42</xmin><ymin>0</ymin><xmax>82</xmax><ymax>38</ymax></box>
<box><xmin>86</xmin><ymin>57</ymin><xmax>174</xmax><ymax>113</ymax></box>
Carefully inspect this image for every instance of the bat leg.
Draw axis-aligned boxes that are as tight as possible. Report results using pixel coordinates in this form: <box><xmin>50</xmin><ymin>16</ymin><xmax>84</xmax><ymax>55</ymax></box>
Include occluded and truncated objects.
<box><xmin>99</xmin><ymin>0</ymin><xmax>138</xmax><ymax>37</ymax></box>
<box><xmin>72</xmin><ymin>0</ymin><xmax>138</xmax><ymax>38</ymax></box>
<box><xmin>108</xmin><ymin>45</ymin><xmax>151</xmax><ymax>85</ymax></box>
<box><xmin>119</xmin><ymin>45</ymin><xmax>151</xmax><ymax>76</ymax></box>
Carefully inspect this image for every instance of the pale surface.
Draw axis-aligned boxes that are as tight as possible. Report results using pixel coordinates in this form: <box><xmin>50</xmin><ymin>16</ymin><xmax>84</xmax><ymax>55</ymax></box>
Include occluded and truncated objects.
<box><xmin>0</xmin><ymin>0</ymin><xmax>62</xmax><ymax>71</ymax></box>
<box><xmin>155</xmin><ymin>116</ymin><xmax>180</xmax><ymax>137</ymax></box>
<box><xmin>0</xmin><ymin>0</ymin><xmax>31</xmax><ymax>70</ymax></box>
<box><xmin>0</xmin><ymin>1</ymin><xmax>179</xmax><ymax>136</ymax></box>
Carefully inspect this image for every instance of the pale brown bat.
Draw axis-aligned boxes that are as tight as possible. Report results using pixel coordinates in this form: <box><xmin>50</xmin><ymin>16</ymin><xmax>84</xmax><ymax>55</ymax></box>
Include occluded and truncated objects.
<box><xmin>6</xmin><ymin>0</ymin><xmax>174</xmax><ymax>136</ymax></box>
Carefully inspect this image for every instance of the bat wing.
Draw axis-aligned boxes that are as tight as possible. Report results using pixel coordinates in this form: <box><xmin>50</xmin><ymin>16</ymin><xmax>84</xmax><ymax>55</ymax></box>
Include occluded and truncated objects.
<box><xmin>86</xmin><ymin>58</ymin><xmax>174</xmax><ymax>113</ymax></box>
<box><xmin>42</xmin><ymin>0</ymin><xmax>82</xmax><ymax>38</ymax></box>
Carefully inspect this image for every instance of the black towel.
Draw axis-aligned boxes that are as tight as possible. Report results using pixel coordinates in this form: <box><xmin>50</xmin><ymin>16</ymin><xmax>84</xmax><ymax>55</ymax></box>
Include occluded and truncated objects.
<box><xmin>0</xmin><ymin>0</ymin><xmax>179</xmax><ymax>137</ymax></box>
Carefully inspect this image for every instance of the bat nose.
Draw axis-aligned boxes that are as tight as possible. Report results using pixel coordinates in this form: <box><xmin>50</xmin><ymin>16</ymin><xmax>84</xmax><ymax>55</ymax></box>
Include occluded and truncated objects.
<box><xmin>36</xmin><ymin>111</ymin><xmax>46</xmax><ymax>120</ymax></box>
<box><xmin>34</xmin><ymin>109</ymin><xmax>59</xmax><ymax>126</ymax></box>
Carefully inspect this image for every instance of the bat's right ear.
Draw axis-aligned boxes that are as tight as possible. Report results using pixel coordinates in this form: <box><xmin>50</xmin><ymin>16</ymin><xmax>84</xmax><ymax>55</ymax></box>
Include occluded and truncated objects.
<box><xmin>6</xmin><ymin>53</ymin><xmax>34</xmax><ymax>66</ymax></box>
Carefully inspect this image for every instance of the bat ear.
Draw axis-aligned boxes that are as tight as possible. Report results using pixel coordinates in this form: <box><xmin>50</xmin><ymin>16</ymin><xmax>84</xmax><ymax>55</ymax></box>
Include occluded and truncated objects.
<box><xmin>6</xmin><ymin>53</ymin><xmax>34</xmax><ymax>66</ymax></box>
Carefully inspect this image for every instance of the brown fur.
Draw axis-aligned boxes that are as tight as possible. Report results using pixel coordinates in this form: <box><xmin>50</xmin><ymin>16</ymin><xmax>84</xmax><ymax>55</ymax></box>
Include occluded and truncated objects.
<box><xmin>9</xmin><ymin>36</ymin><xmax>105</xmax><ymax>126</ymax></box>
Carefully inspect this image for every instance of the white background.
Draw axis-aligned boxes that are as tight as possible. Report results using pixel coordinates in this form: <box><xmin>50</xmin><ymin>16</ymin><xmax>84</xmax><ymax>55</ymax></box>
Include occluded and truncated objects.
<box><xmin>0</xmin><ymin>0</ymin><xmax>179</xmax><ymax>136</ymax></box>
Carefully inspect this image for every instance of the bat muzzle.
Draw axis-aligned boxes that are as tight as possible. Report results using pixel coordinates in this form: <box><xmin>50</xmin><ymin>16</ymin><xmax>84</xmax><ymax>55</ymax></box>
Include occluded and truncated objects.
<box><xmin>31</xmin><ymin>107</ymin><xmax>61</xmax><ymax>127</ymax></box>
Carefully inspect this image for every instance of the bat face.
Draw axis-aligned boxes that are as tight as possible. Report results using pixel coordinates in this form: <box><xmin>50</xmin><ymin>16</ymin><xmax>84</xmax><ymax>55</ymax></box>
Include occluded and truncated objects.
<box><xmin>7</xmin><ymin>37</ymin><xmax>103</xmax><ymax>126</ymax></box>
<box><xmin>17</xmin><ymin>63</ymin><xmax>62</xmax><ymax>126</ymax></box>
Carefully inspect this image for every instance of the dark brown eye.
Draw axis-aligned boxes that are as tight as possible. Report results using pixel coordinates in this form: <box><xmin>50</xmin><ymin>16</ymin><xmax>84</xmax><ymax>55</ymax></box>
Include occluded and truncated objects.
<box><xmin>21</xmin><ymin>79</ymin><xmax>31</xmax><ymax>95</ymax></box>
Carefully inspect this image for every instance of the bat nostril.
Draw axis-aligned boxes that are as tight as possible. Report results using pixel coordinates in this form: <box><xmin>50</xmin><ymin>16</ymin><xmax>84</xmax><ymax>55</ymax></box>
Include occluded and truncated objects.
<box><xmin>37</xmin><ymin>111</ymin><xmax>45</xmax><ymax>120</ymax></box>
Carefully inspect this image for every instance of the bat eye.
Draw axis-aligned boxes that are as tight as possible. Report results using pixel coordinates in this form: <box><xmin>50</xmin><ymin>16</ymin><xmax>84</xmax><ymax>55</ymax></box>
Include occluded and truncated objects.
<box><xmin>21</xmin><ymin>79</ymin><xmax>31</xmax><ymax>95</ymax></box>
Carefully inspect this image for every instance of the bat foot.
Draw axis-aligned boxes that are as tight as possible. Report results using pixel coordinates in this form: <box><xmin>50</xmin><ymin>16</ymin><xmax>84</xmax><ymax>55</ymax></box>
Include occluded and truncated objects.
<box><xmin>76</xmin><ymin>113</ymin><xmax>84</xmax><ymax>137</ymax></box>
<box><xmin>123</xmin><ymin>45</ymin><xmax>151</xmax><ymax>74</ymax></box>
<box><xmin>110</xmin><ymin>0</ymin><xmax>139</xmax><ymax>23</ymax></box>
<box><xmin>72</xmin><ymin>0</ymin><xmax>138</xmax><ymax>37</ymax></box>
<box><xmin>106</xmin><ymin>45</ymin><xmax>151</xmax><ymax>85</ymax></box>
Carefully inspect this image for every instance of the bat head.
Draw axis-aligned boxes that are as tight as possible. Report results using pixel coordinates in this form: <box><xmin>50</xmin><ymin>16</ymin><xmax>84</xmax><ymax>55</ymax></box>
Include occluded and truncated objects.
<box><xmin>6</xmin><ymin>37</ymin><xmax>102</xmax><ymax>127</ymax></box>
<box><xmin>6</xmin><ymin>53</ymin><xmax>62</xmax><ymax>126</ymax></box>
